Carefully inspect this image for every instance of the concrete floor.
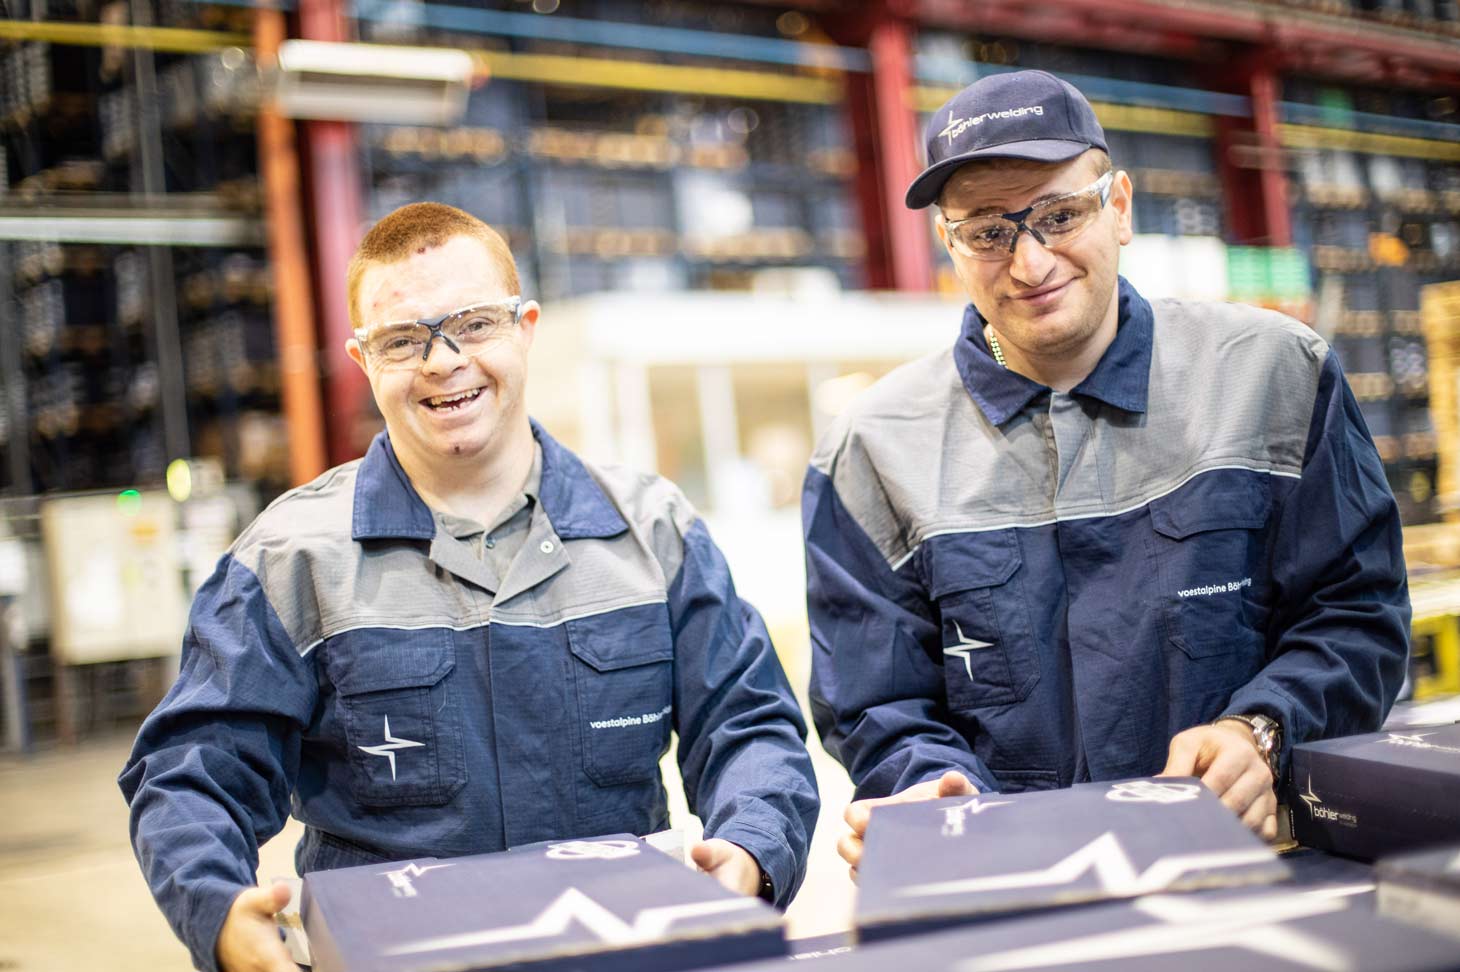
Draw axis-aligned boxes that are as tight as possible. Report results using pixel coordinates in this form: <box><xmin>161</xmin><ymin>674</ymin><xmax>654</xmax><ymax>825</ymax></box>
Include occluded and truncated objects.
<box><xmin>0</xmin><ymin>728</ymin><xmax>856</xmax><ymax>972</ymax></box>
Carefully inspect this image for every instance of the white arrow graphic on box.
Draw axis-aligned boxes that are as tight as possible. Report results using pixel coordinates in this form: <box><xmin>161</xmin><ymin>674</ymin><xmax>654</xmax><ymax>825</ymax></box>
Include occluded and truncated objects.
<box><xmin>384</xmin><ymin>889</ymin><xmax>761</xmax><ymax>954</ymax></box>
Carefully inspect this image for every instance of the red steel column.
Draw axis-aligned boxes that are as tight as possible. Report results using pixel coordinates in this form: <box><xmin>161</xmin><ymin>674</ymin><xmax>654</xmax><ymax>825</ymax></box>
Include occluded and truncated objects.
<box><xmin>255</xmin><ymin>7</ymin><xmax>329</xmax><ymax>485</ymax></box>
<box><xmin>1249</xmin><ymin>65</ymin><xmax>1292</xmax><ymax>247</ymax></box>
<box><xmin>298</xmin><ymin>0</ymin><xmax>372</xmax><ymax>464</ymax></box>
<box><xmin>844</xmin><ymin>13</ymin><xmax>933</xmax><ymax>291</ymax></box>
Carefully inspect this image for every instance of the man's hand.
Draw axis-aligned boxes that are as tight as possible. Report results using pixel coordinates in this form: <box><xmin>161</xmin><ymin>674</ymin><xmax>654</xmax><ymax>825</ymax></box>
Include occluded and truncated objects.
<box><xmin>838</xmin><ymin>770</ymin><xmax>976</xmax><ymax>881</ymax></box>
<box><xmin>216</xmin><ymin>882</ymin><xmax>296</xmax><ymax>972</ymax></box>
<box><xmin>690</xmin><ymin>838</ymin><xmax>762</xmax><ymax>897</ymax></box>
<box><xmin>1161</xmin><ymin>722</ymin><xmax>1278</xmax><ymax>841</ymax></box>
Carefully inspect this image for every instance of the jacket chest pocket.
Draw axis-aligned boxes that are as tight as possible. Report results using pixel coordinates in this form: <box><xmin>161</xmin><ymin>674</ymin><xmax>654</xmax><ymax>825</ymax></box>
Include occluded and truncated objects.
<box><xmin>327</xmin><ymin>629</ymin><xmax>467</xmax><ymax>807</ymax></box>
<box><xmin>567</xmin><ymin>603</ymin><xmax>674</xmax><ymax>788</ymax></box>
<box><xmin>924</xmin><ymin>533</ymin><xmax>1041</xmax><ymax>711</ymax></box>
<box><xmin>1149</xmin><ymin>478</ymin><xmax>1272</xmax><ymax>661</ymax></box>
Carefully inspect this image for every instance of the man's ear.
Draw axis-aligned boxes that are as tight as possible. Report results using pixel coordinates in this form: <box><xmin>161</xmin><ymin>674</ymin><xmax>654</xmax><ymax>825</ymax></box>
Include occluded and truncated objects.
<box><xmin>518</xmin><ymin>300</ymin><xmax>540</xmax><ymax>352</ymax></box>
<box><xmin>346</xmin><ymin>337</ymin><xmax>367</xmax><ymax>373</ymax></box>
<box><xmin>1112</xmin><ymin>170</ymin><xmax>1135</xmax><ymax>246</ymax></box>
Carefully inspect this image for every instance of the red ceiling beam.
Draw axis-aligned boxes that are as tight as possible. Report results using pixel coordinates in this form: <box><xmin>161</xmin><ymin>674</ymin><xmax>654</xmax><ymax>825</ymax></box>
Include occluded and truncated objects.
<box><xmin>952</xmin><ymin>3</ymin><xmax>1216</xmax><ymax>60</ymax></box>
<box><xmin>913</xmin><ymin>0</ymin><xmax>1460</xmax><ymax>81</ymax></box>
<box><xmin>1268</xmin><ymin>20</ymin><xmax>1460</xmax><ymax>75</ymax></box>
<box><xmin>916</xmin><ymin>0</ymin><xmax>1264</xmax><ymax>44</ymax></box>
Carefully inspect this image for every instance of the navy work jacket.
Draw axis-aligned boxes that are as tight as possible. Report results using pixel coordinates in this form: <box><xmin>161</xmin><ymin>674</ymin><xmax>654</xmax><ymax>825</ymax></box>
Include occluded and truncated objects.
<box><xmin>121</xmin><ymin>421</ymin><xmax>817</xmax><ymax>972</ymax></box>
<box><xmin>804</xmin><ymin>279</ymin><xmax>1410</xmax><ymax>800</ymax></box>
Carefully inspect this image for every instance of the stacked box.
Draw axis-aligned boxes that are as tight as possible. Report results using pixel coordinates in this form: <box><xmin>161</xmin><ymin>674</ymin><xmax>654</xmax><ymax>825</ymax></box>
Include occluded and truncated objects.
<box><xmin>1288</xmin><ymin>722</ymin><xmax>1460</xmax><ymax>860</ymax></box>
<box><xmin>721</xmin><ymin>887</ymin><xmax>1460</xmax><ymax>972</ymax></box>
<box><xmin>301</xmin><ymin>835</ymin><xmax>784</xmax><ymax>972</ymax></box>
<box><xmin>855</xmin><ymin>776</ymin><xmax>1289</xmax><ymax>942</ymax></box>
<box><xmin>1375</xmin><ymin>843</ymin><xmax>1460</xmax><ymax>940</ymax></box>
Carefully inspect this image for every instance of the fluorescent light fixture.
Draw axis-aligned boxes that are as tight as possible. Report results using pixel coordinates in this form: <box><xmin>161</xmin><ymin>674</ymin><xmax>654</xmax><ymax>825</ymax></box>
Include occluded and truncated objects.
<box><xmin>274</xmin><ymin>40</ymin><xmax>473</xmax><ymax>125</ymax></box>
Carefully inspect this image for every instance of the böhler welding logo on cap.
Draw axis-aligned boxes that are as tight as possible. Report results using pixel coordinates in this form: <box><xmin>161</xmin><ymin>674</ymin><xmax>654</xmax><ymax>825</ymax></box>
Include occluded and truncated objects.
<box><xmin>939</xmin><ymin>105</ymin><xmax>1046</xmax><ymax>147</ymax></box>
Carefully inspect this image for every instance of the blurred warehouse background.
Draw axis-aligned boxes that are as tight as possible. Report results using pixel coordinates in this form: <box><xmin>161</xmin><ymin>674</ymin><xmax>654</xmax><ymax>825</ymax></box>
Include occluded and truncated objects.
<box><xmin>3</xmin><ymin>0</ymin><xmax>1460</xmax><ymax>964</ymax></box>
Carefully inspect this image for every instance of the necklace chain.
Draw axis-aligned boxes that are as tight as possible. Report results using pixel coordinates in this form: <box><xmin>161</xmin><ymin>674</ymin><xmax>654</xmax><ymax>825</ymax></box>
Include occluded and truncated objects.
<box><xmin>986</xmin><ymin>326</ymin><xmax>1007</xmax><ymax>368</ymax></box>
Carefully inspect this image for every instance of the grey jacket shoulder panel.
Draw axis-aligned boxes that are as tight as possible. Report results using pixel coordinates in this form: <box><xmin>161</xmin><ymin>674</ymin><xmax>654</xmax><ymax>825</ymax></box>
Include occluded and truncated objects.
<box><xmin>810</xmin><ymin>301</ymin><xmax>1329</xmax><ymax>570</ymax></box>
<box><xmin>226</xmin><ymin>460</ymin><xmax>365</xmax><ymax>652</ymax></box>
<box><xmin>574</xmin><ymin>457</ymin><xmax>699</xmax><ymax>588</ymax></box>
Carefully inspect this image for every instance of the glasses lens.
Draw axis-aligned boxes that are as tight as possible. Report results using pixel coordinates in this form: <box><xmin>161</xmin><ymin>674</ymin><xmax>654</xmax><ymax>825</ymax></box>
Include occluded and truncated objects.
<box><xmin>443</xmin><ymin>306</ymin><xmax>514</xmax><ymax>349</ymax></box>
<box><xmin>368</xmin><ymin>324</ymin><xmax>430</xmax><ymax>363</ymax></box>
<box><xmin>951</xmin><ymin>218</ymin><xmax>1019</xmax><ymax>258</ymax></box>
<box><xmin>1026</xmin><ymin>190</ymin><xmax>1103</xmax><ymax>243</ymax></box>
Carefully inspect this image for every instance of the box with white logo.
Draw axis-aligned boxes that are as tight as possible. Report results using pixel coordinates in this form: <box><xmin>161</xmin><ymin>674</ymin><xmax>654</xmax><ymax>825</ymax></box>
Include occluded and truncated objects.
<box><xmin>300</xmin><ymin>835</ymin><xmax>784</xmax><ymax>972</ymax></box>
<box><xmin>1376</xmin><ymin>843</ymin><xmax>1460</xmax><ymax>941</ymax></box>
<box><xmin>710</xmin><ymin>887</ymin><xmax>1460</xmax><ymax>972</ymax></box>
<box><xmin>855</xmin><ymin>776</ymin><xmax>1290</xmax><ymax>943</ymax></box>
<box><xmin>1288</xmin><ymin>723</ymin><xmax>1460</xmax><ymax>861</ymax></box>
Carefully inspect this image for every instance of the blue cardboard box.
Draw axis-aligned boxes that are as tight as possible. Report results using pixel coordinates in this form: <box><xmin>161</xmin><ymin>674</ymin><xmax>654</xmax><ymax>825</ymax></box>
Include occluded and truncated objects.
<box><xmin>1289</xmin><ymin>722</ymin><xmax>1460</xmax><ymax>861</ymax></box>
<box><xmin>1376</xmin><ymin>843</ymin><xmax>1460</xmax><ymax>941</ymax></box>
<box><xmin>717</xmin><ymin>886</ymin><xmax>1460</xmax><ymax>971</ymax></box>
<box><xmin>301</xmin><ymin>835</ymin><xmax>784</xmax><ymax>972</ymax></box>
<box><xmin>856</xmin><ymin>776</ymin><xmax>1289</xmax><ymax>942</ymax></box>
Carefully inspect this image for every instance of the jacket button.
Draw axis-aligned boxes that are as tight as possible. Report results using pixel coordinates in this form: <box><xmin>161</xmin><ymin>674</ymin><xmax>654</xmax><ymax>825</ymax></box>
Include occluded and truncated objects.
<box><xmin>539</xmin><ymin>540</ymin><xmax>555</xmax><ymax>554</ymax></box>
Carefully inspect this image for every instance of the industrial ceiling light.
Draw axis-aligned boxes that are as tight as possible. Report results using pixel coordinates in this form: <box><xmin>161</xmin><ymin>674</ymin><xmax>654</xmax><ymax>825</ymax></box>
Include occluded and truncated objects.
<box><xmin>272</xmin><ymin>40</ymin><xmax>474</xmax><ymax>126</ymax></box>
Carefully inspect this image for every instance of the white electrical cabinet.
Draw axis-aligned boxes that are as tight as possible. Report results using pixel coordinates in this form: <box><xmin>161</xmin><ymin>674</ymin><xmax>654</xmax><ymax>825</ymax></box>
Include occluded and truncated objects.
<box><xmin>40</xmin><ymin>491</ymin><xmax>187</xmax><ymax>664</ymax></box>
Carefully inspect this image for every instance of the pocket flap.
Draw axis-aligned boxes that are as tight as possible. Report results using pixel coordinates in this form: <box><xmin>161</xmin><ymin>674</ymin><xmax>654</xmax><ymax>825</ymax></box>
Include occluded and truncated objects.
<box><xmin>924</xmin><ymin>532</ymin><xmax>1022</xmax><ymax>599</ymax></box>
<box><xmin>567</xmin><ymin>602</ymin><xmax>674</xmax><ymax>672</ymax></box>
<box><xmin>1150</xmin><ymin>476</ymin><xmax>1272</xmax><ymax>540</ymax></box>
<box><xmin>326</xmin><ymin>628</ymin><xmax>454</xmax><ymax>695</ymax></box>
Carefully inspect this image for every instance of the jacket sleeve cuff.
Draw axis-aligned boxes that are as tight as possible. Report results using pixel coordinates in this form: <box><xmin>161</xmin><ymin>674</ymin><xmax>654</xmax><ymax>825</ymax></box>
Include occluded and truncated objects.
<box><xmin>704</xmin><ymin>819</ymin><xmax>797</xmax><ymax>911</ymax></box>
<box><xmin>1220</xmin><ymin>686</ymin><xmax>1300</xmax><ymax>781</ymax></box>
<box><xmin>183</xmin><ymin>880</ymin><xmax>250</xmax><ymax>972</ymax></box>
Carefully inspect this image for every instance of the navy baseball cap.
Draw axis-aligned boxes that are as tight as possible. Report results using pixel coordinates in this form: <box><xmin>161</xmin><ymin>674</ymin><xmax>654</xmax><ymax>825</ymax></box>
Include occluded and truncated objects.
<box><xmin>905</xmin><ymin>70</ymin><xmax>1108</xmax><ymax>209</ymax></box>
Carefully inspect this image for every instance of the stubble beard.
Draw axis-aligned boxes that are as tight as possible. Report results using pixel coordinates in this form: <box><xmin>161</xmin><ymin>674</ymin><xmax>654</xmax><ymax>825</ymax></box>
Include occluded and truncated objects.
<box><xmin>1002</xmin><ymin>272</ymin><xmax>1117</xmax><ymax>360</ymax></box>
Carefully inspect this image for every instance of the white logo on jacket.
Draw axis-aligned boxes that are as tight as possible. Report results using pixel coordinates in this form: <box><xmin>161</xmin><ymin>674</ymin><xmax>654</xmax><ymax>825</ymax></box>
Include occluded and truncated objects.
<box><xmin>358</xmin><ymin>715</ymin><xmax>425</xmax><ymax>781</ymax></box>
<box><xmin>944</xmin><ymin>621</ymin><xmax>994</xmax><ymax>679</ymax></box>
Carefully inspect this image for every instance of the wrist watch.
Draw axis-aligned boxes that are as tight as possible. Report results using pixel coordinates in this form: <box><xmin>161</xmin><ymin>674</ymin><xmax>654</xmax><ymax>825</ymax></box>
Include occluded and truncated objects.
<box><xmin>1216</xmin><ymin>713</ymin><xmax>1282</xmax><ymax>780</ymax></box>
<box><xmin>757</xmin><ymin>866</ymin><xmax>775</xmax><ymax>904</ymax></box>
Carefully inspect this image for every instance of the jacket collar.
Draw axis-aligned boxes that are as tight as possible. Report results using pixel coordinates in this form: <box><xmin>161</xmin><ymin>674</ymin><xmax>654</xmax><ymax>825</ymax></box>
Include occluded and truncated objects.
<box><xmin>952</xmin><ymin>275</ymin><xmax>1154</xmax><ymax>427</ymax></box>
<box><xmin>351</xmin><ymin>420</ymin><xmax>627</xmax><ymax>542</ymax></box>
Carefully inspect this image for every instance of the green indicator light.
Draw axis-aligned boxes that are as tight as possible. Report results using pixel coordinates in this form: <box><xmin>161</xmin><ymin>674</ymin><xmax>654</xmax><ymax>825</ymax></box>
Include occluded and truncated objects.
<box><xmin>117</xmin><ymin>489</ymin><xmax>143</xmax><ymax>516</ymax></box>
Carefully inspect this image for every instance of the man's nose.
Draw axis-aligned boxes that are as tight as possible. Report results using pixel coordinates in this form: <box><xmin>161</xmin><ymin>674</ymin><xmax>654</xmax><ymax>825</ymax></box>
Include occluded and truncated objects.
<box><xmin>1008</xmin><ymin>230</ymin><xmax>1055</xmax><ymax>287</ymax></box>
<box><xmin>421</xmin><ymin>334</ymin><xmax>467</xmax><ymax>374</ymax></box>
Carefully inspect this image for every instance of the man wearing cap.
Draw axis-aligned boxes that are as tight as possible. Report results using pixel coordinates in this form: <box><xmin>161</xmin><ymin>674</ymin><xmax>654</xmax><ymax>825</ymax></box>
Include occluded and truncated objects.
<box><xmin>803</xmin><ymin>70</ymin><xmax>1409</xmax><ymax>873</ymax></box>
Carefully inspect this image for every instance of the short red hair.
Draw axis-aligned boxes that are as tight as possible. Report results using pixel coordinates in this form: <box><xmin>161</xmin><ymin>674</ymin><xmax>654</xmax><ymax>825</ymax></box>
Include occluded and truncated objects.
<box><xmin>347</xmin><ymin>202</ymin><xmax>520</xmax><ymax>328</ymax></box>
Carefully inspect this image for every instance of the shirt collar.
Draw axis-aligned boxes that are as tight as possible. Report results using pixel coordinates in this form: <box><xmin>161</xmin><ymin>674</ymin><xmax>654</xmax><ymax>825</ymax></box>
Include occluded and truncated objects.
<box><xmin>952</xmin><ymin>275</ymin><xmax>1153</xmax><ymax>426</ymax></box>
<box><xmin>351</xmin><ymin>420</ymin><xmax>626</xmax><ymax>542</ymax></box>
<box><xmin>434</xmin><ymin>443</ymin><xmax>542</xmax><ymax>540</ymax></box>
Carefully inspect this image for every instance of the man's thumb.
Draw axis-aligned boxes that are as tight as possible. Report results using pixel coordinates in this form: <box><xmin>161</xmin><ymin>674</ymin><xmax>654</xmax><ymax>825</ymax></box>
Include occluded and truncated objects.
<box><xmin>268</xmin><ymin>881</ymin><xmax>294</xmax><ymax>912</ymax></box>
<box><xmin>689</xmin><ymin>841</ymin><xmax>722</xmax><ymax>871</ymax></box>
<box><xmin>937</xmin><ymin>770</ymin><xmax>976</xmax><ymax>797</ymax></box>
<box><xmin>240</xmin><ymin>882</ymin><xmax>292</xmax><ymax>917</ymax></box>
